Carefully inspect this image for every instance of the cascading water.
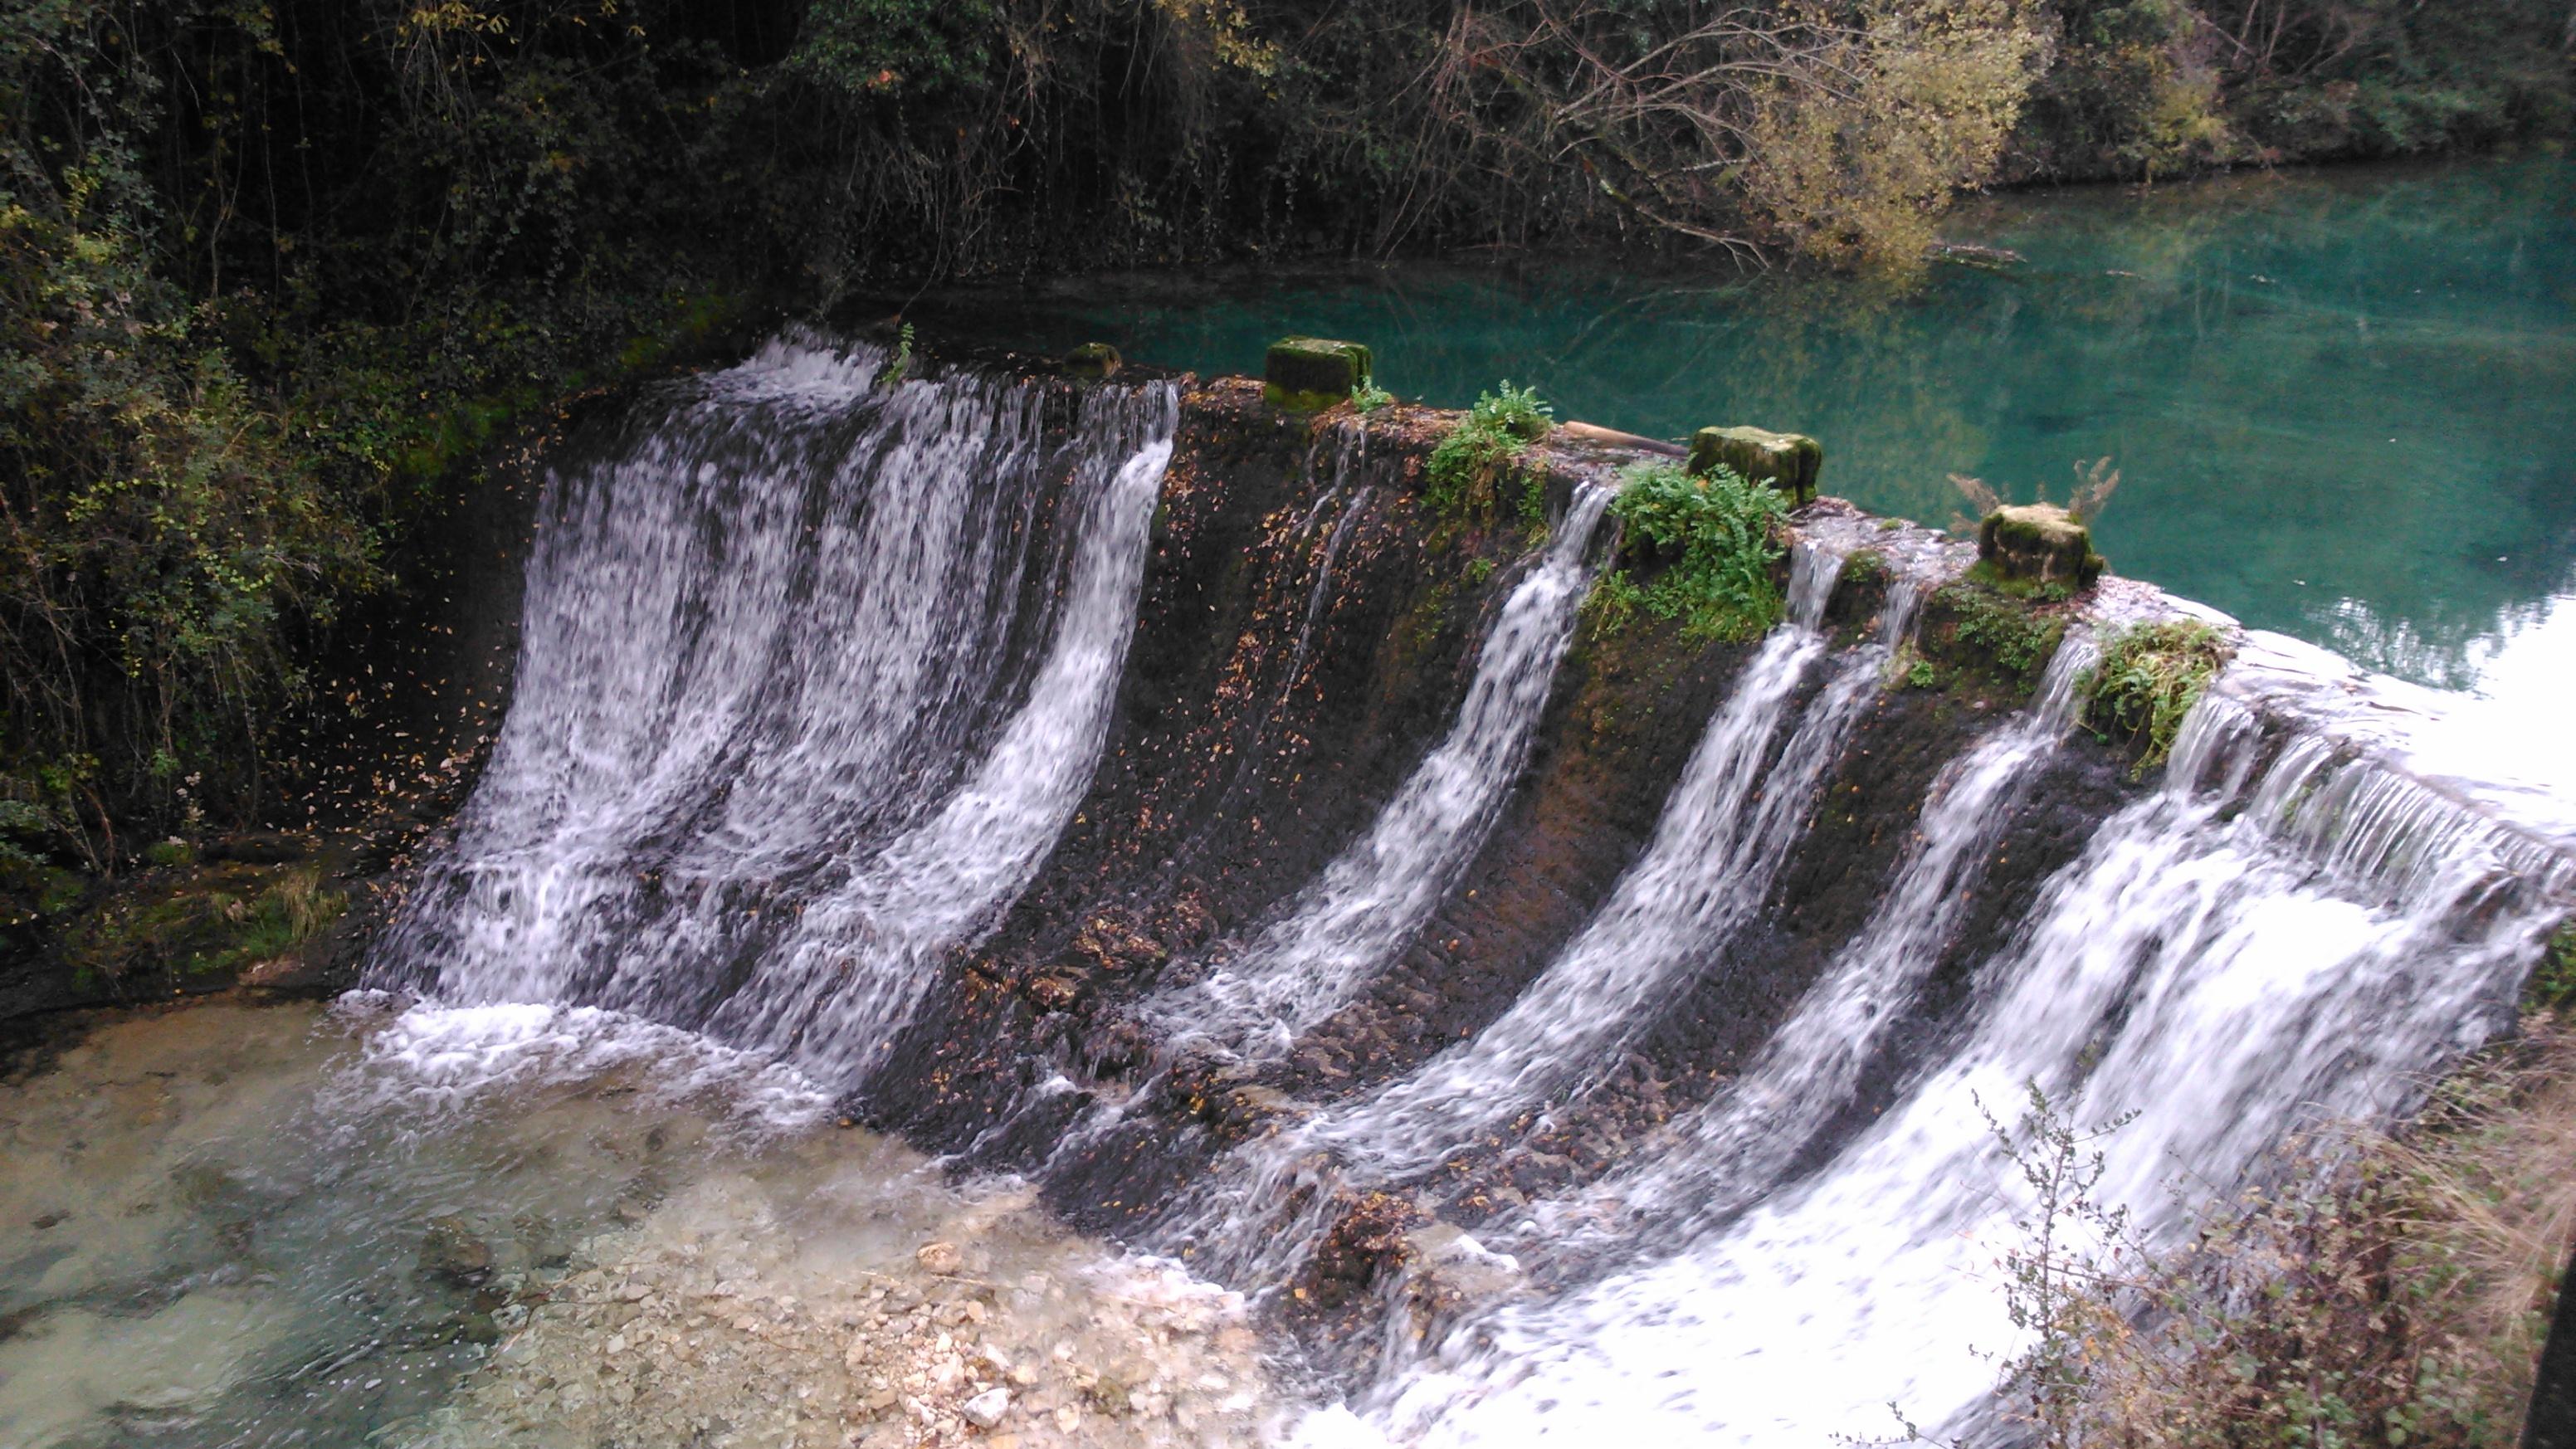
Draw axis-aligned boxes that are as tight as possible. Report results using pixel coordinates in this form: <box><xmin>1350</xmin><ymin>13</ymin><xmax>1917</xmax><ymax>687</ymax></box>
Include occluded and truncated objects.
<box><xmin>338</xmin><ymin>344</ymin><xmax>2573</xmax><ymax>1449</ymax></box>
<box><xmin>1310</xmin><ymin>663</ymin><xmax>2569</xmax><ymax>1449</ymax></box>
<box><xmin>1148</xmin><ymin>545</ymin><xmax>1919</xmax><ymax>1282</ymax></box>
<box><xmin>1140</xmin><ymin>485</ymin><xmax>1615</xmax><ymax>1058</ymax></box>
<box><xmin>376</xmin><ymin>334</ymin><xmax>1178</xmax><ymax>1081</ymax></box>
<box><xmin>1545</xmin><ymin>627</ymin><xmax>2100</xmax><ymax>1247</ymax></box>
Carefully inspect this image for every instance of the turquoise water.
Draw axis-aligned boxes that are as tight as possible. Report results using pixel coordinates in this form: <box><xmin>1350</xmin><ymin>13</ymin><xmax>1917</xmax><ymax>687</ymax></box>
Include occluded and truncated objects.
<box><xmin>948</xmin><ymin>155</ymin><xmax>2576</xmax><ymax>694</ymax></box>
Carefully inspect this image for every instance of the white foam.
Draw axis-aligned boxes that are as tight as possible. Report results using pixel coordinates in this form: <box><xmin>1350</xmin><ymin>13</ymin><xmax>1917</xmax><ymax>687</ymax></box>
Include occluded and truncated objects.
<box><xmin>333</xmin><ymin>998</ymin><xmax>831</xmax><ymax>1132</ymax></box>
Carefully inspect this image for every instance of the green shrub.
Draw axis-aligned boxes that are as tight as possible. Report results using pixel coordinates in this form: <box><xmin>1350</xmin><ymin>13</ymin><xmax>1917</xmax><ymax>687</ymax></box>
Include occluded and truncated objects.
<box><xmin>1351</xmin><ymin>378</ymin><xmax>1395</xmax><ymax>413</ymax></box>
<box><xmin>1581</xmin><ymin>570</ymin><xmax>1647</xmax><ymax>637</ymax></box>
<box><xmin>1598</xmin><ymin>461</ymin><xmax>1790</xmax><ymax>642</ymax></box>
<box><xmin>1471</xmin><ymin>381</ymin><xmax>1553</xmax><ymax>442</ymax></box>
<box><xmin>2531</xmin><ymin>922</ymin><xmax>2576</xmax><ymax>1013</ymax></box>
<box><xmin>2084</xmin><ymin>619</ymin><xmax>2233</xmax><ymax>773</ymax></box>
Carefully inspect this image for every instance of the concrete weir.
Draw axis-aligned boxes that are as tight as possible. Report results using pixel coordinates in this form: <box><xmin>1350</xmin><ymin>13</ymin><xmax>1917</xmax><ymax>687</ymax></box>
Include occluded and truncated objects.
<box><xmin>21</xmin><ymin>326</ymin><xmax>2559</xmax><ymax>1449</ymax></box>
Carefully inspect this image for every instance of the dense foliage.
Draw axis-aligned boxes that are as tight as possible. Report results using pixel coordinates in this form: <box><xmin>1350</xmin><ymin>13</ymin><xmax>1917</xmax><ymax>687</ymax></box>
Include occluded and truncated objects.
<box><xmin>2022</xmin><ymin>0</ymin><xmax>2574</xmax><ymax>180</ymax></box>
<box><xmin>0</xmin><ymin>0</ymin><xmax>2564</xmax><ymax>890</ymax></box>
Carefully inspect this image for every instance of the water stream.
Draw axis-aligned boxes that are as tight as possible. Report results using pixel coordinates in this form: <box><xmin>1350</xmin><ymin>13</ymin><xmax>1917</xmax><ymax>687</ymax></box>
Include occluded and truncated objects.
<box><xmin>1308</xmin><ymin>689</ymin><xmax>2564</xmax><ymax>1447</ymax></box>
<box><xmin>384</xmin><ymin>334</ymin><xmax>1178</xmax><ymax>1081</ymax></box>
<box><xmin>1142</xmin><ymin>486</ymin><xmax>1615</xmax><ymax>1060</ymax></box>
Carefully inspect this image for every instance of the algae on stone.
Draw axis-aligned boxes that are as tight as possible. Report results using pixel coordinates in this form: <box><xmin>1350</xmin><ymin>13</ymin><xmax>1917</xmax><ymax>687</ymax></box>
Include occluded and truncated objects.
<box><xmin>1978</xmin><ymin>503</ymin><xmax>2105</xmax><ymax>590</ymax></box>
<box><xmin>1262</xmin><ymin>337</ymin><xmax>1373</xmax><ymax>411</ymax></box>
<box><xmin>1065</xmin><ymin>342</ymin><xmax>1123</xmax><ymax>379</ymax></box>
<box><xmin>1688</xmin><ymin>426</ymin><xmax>1822</xmax><ymax>505</ymax></box>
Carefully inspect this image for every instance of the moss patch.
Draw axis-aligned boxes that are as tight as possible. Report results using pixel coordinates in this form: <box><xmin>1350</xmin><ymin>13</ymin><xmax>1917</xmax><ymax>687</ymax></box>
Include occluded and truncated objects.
<box><xmin>1263</xmin><ymin>337</ymin><xmax>1373</xmax><ymax>411</ymax></box>
<box><xmin>2083</xmin><ymin>620</ymin><xmax>2235</xmax><ymax>776</ymax></box>
<box><xmin>1688</xmin><ymin>426</ymin><xmax>1822</xmax><ymax>505</ymax></box>
<box><xmin>1920</xmin><ymin>578</ymin><xmax>2069</xmax><ymax>700</ymax></box>
<box><xmin>1064</xmin><ymin>341</ymin><xmax>1123</xmax><ymax>378</ymax></box>
<box><xmin>1838</xmin><ymin>549</ymin><xmax>1889</xmax><ymax>589</ymax></box>
<box><xmin>1977</xmin><ymin>504</ymin><xmax>2105</xmax><ymax>590</ymax></box>
<box><xmin>58</xmin><ymin>861</ymin><xmax>349</xmax><ymax>994</ymax></box>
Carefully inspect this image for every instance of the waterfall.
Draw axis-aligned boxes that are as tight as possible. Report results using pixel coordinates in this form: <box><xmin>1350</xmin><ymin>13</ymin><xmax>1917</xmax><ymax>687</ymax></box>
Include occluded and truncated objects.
<box><xmin>375</xmin><ymin>334</ymin><xmax>1178</xmax><ymax>1081</ymax></box>
<box><xmin>1149</xmin><ymin>544</ymin><xmax>1915</xmax><ymax>1282</ymax></box>
<box><xmin>1139</xmin><ymin>485</ymin><xmax>1616</xmax><ymax>1059</ymax></box>
<box><xmin>1315</xmin><ymin>675</ymin><xmax>2568</xmax><ymax>1449</ymax></box>
<box><xmin>1553</xmin><ymin>627</ymin><xmax>2100</xmax><ymax>1247</ymax></box>
<box><xmin>355</xmin><ymin>345</ymin><xmax>2570</xmax><ymax>1448</ymax></box>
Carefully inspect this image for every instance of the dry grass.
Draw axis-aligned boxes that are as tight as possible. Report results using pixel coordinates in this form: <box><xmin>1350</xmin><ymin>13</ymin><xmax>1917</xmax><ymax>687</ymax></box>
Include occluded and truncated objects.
<box><xmin>271</xmin><ymin>864</ymin><xmax>337</xmax><ymax>943</ymax></box>
<box><xmin>1948</xmin><ymin>456</ymin><xmax>2121</xmax><ymax>533</ymax></box>
<box><xmin>2374</xmin><ymin>1012</ymin><xmax>2576</xmax><ymax>1413</ymax></box>
<box><xmin>1998</xmin><ymin>1013</ymin><xmax>2576</xmax><ymax>1448</ymax></box>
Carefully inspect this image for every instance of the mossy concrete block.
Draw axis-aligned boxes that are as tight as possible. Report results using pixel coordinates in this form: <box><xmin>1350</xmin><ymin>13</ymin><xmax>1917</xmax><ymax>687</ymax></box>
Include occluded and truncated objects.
<box><xmin>1065</xmin><ymin>342</ymin><xmax>1122</xmax><ymax>379</ymax></box>
<box><xmin>1263</xmin><ymin>336</ymin><xmax>1373</xmax><ymax>412</ymax></box>
<box><xmin>1688</xmin><ymin>426</ymin><xmax>1823</xmax><ymax>505</ymax></box>
<box><xmin>1978</xmin><ymin>504</ymin><xmax>2105</xmax><ymax>588</ymax></box>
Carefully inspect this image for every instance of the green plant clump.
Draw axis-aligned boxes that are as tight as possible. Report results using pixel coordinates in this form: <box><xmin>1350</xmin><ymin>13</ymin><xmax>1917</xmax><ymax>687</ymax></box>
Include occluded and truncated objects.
<box><xmin>1598</xmin><ymin>461</ymin><xmax>1790</xmax><ymax>642</ymax></box>
<box><xmin>2084</xmin><ymin>619</ymin><xmax>2234</xmax><ymax>774</ymax></box>
<box><xmin>1939</xmin><ymin>582</ymin><xmax>2071</xmax><ymax>690</ymax></box>
<box><xmin>61</xmin><ymin>861</ymin><xmax>345</xmax><ymax>986</ymax></box>
<box><xmin>1350</xmin><ymin>378</ymin><xmax>1395</xmax><ymax>413</ymax></box>
<box><xmin>1425</xmin><ymin>381</ymin><xmax>1554</xmax><ymax>529</ymax></box>
<box><xmin>879</xmin><ymin>323</ymin><xmax>918</xmax><ymax>387</ymax></box>
<box><xmin>2530</xmin><ymin>921</ymin><xmax>2576</xmax><ymax>1013</ymax></box>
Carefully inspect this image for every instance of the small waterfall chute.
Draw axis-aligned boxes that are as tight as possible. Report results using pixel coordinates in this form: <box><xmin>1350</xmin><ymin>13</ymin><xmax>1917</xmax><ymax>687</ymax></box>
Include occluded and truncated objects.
<box><xmin>376</xmin><ymin>335</ymin><xmax>1179</xmax><ymax>1086</ymax></box>
<box><xmin>1140</xmin><ymin>484</ymin><xmax>1617</xmax><ymax>1060</ymax></box>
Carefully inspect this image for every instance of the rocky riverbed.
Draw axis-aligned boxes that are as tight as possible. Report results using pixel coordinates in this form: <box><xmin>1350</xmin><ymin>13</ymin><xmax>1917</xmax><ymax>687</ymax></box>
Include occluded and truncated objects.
<box><xmin>409</xmin><ymin>1170</ymin><xmax>1271</xmax><ymax>1449</ymax></box>
<box><xmin>0</xmin><ymin>999</ymin><xmax>1278</xmax><ymax>1449</ymax></box>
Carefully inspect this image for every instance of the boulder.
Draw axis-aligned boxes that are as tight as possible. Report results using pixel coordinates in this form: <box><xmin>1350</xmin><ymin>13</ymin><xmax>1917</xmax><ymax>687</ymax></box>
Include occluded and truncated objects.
<box><xmin>1978</xmin><ymin>504</ymin><xmax>2105</xmax><ymax>589</ymax></box>
<box><xmin>1688</xmin><ymin>426</ymin><xmax>1823</xmax><ymax>505</ymax></box>
<box><xmin>1064</xmin><ymin>342</ymin><xmax>1122</xmax><ymax>379</ymax></box>
<box><xmin>1262</xmin><ymin>337</ymin><xmax>1373</xmax><ymax>412</ymax></box>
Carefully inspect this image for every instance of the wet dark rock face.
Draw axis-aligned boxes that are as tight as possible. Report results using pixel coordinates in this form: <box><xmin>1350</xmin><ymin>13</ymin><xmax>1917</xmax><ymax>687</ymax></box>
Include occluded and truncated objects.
<box><xmin>865</xmin><ymin>383</ymin><xmax>1516</xmax><ymax>1197</ymax></box>
<box><xmin>856</xmin><ymin>380</ymin><xmax>2149</xmax><ymax>1261</ymax></box>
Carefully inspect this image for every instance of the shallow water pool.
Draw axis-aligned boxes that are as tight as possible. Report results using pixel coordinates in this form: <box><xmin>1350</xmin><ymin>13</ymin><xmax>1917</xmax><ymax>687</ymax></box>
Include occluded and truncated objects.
<box><xmin>0</xmin><ymin>1000</ymin><xmax>1273</xmax><ymax>1448</ymax></box>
